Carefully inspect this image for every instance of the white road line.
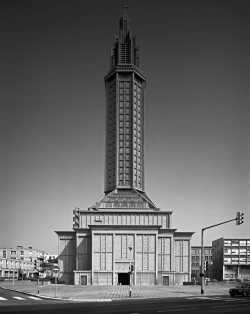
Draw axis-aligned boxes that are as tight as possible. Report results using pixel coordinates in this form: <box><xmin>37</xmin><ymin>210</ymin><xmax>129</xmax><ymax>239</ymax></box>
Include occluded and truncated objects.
<box><xmin>187</xmin><ymin>296</ymin><xmax>248</xmax><ymax>302</ymax></box>
<box><xmin>13</xmin><ymin>297</ymin><xmax>25</xmax><ymax>300</ymax></box>
<box><xmin>28</xmin><ymin>296</ymin><xmax>41</xmax><ymax>300</ymax></box>
<box><xmin>186</xmin><ymin>297</ymin><xmax>210</xmax><ymax>299</ymax></box>
<box><xmin>211</xmin><ymin>303</ymin><xmax>250</xmax><ymax>308</ymax></box>
<box><xmin>158</xmin><ymin>309</ymin><xmax>198</xmax><ymax>312</ymax></box>
<box><xmin>0</xmin><ymin>297</ymin><xmax>8</xmax><ymax>301</ymax></box>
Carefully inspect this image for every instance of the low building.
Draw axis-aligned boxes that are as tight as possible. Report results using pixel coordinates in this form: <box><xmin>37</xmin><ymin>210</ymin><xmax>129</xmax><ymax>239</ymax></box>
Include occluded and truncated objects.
<box><xmin>191</xmin><ymin>246</ymin><xmax>212</xmax><ymax>279</ymax></box>
<box><xmin>212</xmin><ymin>237</ymin><xmax>250</xmax><ymax>281</ymax></box>
<box><xmin>0</xmin><ymin>246</ymin><xmax>46</xmax><ymax>279</ymax></box>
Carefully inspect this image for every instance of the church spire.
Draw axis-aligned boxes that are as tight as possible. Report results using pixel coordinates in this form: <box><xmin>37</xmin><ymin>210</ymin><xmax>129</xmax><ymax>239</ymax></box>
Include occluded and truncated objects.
<box><xmin>123</xmin><ymin>4</ymin><xmax>128</xmax><ymax>14</ymax></box>
<box><xmin>119</xmin><ymin>4</ymin><xmax>131</xmax><ymax>43</ymax></box>
<box><xmin>110</xmin><ymin>5</ymin><xmax>141</xmax><ymax>70</ymax></box>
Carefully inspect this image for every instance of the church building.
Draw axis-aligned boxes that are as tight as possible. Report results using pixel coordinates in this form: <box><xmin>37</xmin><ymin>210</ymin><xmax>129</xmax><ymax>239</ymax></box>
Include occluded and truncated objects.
<box><xmin>56</xmin><ymin>8</ymin><xmax>194</xmax><ymax>286</ymax></box>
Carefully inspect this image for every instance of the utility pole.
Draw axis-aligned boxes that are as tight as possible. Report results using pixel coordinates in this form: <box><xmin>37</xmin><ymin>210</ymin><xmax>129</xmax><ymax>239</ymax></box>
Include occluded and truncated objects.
<box><xmin>201</xmin><ymin>212</ymin><xmax>244</xmax><ymax>294</ymax></box>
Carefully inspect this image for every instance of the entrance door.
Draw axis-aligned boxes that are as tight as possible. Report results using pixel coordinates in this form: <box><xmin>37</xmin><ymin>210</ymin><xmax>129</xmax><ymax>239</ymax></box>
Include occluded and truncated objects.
<box><xmin>163</xmin><ymin>276</ymin><xmax>169</xmax><ymax>286</ymax></box>
<box><xmin>118</xmin><ymin>273</ymin><xmax>130</xmax><ymax>285</ymax></box>
<box><xmin>80</xmin><ymin>275</ymin><xmax>87</xmax><ymax>285</ymax></box>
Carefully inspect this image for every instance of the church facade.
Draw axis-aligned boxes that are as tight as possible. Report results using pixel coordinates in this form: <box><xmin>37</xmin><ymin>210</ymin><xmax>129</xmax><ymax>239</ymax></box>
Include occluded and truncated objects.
<box><xmin>56</xmin><ymin>9</ymin><xmax>194</xmax><ymax>286</ymax></box>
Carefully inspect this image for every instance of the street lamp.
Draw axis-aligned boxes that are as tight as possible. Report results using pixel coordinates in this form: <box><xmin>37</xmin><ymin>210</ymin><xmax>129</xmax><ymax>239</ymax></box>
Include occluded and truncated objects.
<box><xmin>128</xmin><ymin>244</ymin><xmax>133</xmax><ymax>298</ymax></box>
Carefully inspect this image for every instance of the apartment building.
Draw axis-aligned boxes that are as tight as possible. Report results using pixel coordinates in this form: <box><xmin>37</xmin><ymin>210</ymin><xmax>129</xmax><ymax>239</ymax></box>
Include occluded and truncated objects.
<box><xmin>212</xmin><ymin>237</ymin><xmax>250</xmax><ymax>281</ymax></box>
<box><xmin>0</xmin><ymin>246</ymin><xmax>45</xmax><ymax>278</ymax></box>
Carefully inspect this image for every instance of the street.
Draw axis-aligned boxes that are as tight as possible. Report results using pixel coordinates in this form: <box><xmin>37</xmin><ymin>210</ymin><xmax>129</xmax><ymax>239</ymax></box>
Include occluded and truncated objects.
<box><xmin>0</xmin><ymin>289</ymin><xmax>250</xmax><ymax>314</ymax></box>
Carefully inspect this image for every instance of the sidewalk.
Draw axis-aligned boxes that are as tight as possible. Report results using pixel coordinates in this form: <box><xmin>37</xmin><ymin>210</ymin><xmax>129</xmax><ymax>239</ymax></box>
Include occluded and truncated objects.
<box><xmin>0</xmin><ymin>281</ymin><xmax>231</xmax><ymax>302</ymax></box>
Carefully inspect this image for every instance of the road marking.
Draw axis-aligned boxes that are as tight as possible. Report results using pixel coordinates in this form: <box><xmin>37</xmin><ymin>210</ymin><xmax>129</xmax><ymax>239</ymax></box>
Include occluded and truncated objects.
<box><xmin>186</xmin><ymin>297</ymin><xmax>211</xmax><ymax>299</ymax></box>
<box><xmin>0</xmin><ymin>297</ymin><xmax>8</xmax><ymax>301</ymax></box>
<box><xmin>187</xmin><ymin>296</ymin><xmax>250</xmax><ymax>302</ymax></box>
<box><xmin>211</xmin><ymin>303</ymin><xmax>250</xmax><ymax>308</ymax></box>
<box><xmin>28</xmin><ymin>296</ymin><xmax>41</xmax><ymax>300</ymax></box>
<box><xmin>13</xmin><ymin>297</ymin><xmax>25</xmax><ymax>300</ymax></box>
<box><xmin>223</xmin><ymin>299</ymin><xmax>249</xmax><ymax>302</ymax></box>
<box><xmin>158</xmin><ymin>309</ymin><xmax>198</xmax><ymax>312</ymax></box>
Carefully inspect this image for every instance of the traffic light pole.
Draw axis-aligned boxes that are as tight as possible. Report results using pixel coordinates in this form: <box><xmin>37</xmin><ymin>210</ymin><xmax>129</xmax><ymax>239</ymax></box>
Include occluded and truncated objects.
<box><xmin>128</xmin><ymin>245</ymin><xmax>133</xmax><ymax>298</ymax></box>
<box><xmin>201</xmin><ymin>217</ymin><xmax>236</xmax><ymax>295</ymax></box>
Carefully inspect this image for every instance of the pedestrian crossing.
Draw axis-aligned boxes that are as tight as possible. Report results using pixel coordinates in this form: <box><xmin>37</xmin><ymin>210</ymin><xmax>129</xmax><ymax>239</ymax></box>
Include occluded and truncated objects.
<box><xmin>186</xmin><ymin>296</ymin><xmax>250</xmax><ymax>302</ymax></box>
<box><xmin>0</xmin><ymin>296</ymin><xmax>41</xmax><ymax>301</ymax></box>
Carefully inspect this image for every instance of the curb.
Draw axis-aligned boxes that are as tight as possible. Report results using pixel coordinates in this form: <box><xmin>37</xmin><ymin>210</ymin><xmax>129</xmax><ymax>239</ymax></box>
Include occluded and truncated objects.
<box><xmin>0</xmin><ymin>286</ymin><xmax>64</xmax><ymax>301</ymax></box>
<box><xmin>0</xmin><ymin>286</ymin><xmax>228</xmax><ymax>302</ymax></box>
<box><xmin>68</xmin><ymin>299</ymin><xmax>112</xmax><ymax>302</ymax></box>
<box><xmin>0</xmin><ymin>286</ymin><xmax>112</xmax><ymax>302</ymax></box>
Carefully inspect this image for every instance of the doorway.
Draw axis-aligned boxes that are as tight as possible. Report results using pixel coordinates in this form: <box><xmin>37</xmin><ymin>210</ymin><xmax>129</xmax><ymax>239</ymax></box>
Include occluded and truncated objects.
<box><xmin>80</xmin><ymin>275</ymin><xmax>87</xmax><ymax>285</ymax></box>
<box><xmin>118</xmin><ymin>273</ymin><xmax>130</xmax><ymax>285</ymax></box>
<box><xmin>163</xmin><ymin>276</ymin><xmax>169</xmax><ymax>286</ymax></box>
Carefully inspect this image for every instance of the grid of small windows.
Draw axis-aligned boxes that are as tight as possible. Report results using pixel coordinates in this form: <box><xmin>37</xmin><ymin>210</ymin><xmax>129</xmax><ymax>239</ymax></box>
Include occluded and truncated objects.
<box><xmin>107</xmin><ymin>79</ymin><xmax>116</xmax><ymax>189</ymax></box>
<box><xmin>118</xmin><ymin>79</ymin><xmax>132</xmax><ymax>187</ymax></box>
<box><xmin>133</xmin><ymin>77</ymin><xmax>143</xmax><ymax>189</ymax></box>
<box><xmin>223</xmin><ymin>239</ymin><xmax>250</xmax><ymax>265</ymax></box>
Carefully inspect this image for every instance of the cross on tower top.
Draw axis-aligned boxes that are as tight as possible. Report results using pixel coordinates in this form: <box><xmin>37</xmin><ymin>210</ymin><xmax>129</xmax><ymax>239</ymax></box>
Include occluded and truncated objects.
<box><xmin>123</xmin><ymin>4</ymin><xmax>128</xmax><ymax>14</ymax></box>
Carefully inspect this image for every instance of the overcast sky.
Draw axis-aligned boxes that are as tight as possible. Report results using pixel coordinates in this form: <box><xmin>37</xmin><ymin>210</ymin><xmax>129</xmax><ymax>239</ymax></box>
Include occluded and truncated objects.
<box><xmin>1</xmin><ymin>0</ymin><xmax>249</xmax><ymax>254</ymax></box>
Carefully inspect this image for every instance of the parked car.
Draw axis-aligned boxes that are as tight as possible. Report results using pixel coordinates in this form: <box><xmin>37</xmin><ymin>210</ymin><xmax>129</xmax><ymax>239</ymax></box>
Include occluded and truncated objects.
<box><xmin>205</xmin><ymin>278</ymin><xmax>210</xmax><ymax>282</ymax></box>
<box><xmin>229</xmin><ymin>282</ymin><xmax>250</xmax><ymax>297</ymax></box>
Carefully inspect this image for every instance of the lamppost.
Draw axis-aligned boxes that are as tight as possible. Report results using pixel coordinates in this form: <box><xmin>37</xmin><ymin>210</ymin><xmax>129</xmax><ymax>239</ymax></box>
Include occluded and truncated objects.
<box><xmin>128</xmin><ymin>244</ymin><xmax>133</xmax><ymax>297</ymax></box>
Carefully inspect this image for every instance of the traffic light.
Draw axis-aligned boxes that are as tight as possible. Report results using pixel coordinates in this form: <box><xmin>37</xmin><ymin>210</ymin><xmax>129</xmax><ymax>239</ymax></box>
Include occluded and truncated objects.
<box><xmin>205</xmin><ymin>261</ymin><xmax>209</xmax><ymax>271</ymax></box>
<box><xmin>34</xmin><ymin>260</ymin><xmax>37</xmax><ymax>269</ymax></box>
<box><xmin>236</xmin><ymin>212</ymin><xmax>244</xmax><ymax>226</ymax></box>
<box><xmin>128</xmin><ymin>265</ymin><xmax>134</xmax><ymax>274</ymax></box>
<box><xmin>73</xmin><ymin>207</ymin><xmax>80</xmax><ymax>228</ymax></box>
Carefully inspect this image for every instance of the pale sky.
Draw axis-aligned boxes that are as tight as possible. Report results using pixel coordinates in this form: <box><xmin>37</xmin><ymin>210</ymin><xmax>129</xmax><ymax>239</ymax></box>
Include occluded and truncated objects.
<box><xmin>1</xmin><ymin>0</ymin><xmax>249</xmax><ymax>254</ymax></box>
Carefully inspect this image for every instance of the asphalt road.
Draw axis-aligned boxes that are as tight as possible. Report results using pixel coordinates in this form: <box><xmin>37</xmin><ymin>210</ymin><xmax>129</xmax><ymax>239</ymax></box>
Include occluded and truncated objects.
<box><xmin>0</xmin><ymin>290</ymin><xmax>250</xmax><ymax>314</ymax></box>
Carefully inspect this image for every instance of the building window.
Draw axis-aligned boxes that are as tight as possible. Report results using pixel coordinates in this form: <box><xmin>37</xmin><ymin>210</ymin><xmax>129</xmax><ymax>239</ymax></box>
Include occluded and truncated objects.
<box><xmin>232</xmin><ymin>249</ymin><xmax>239</xmax><ymax>254</ymax></box>
<box><xmin>11</xmin><ymin>251</ymin><xmax>16</xmax><ymax>255</ymax></box>
<box><xmin>232</xmin><ymin>240</ymin><xmax>239</xmax><ymax>246</ymax></box>
<box><xmin>224</xmin><ymin>258</ymin><xmax>231</xmax><ymax>263</ymax></box>
<box><xmin>3</xmin><ymin>251</ymin><xmax>6</xmax><ymax>258</ymax></box>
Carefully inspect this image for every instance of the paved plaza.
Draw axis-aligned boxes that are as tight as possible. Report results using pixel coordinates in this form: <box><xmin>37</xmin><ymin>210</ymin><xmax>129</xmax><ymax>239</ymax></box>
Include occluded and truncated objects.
<box><xmin>0</xmin><ymin>281</ymin><xmax>232</xmax><ymax>301</ymax></box>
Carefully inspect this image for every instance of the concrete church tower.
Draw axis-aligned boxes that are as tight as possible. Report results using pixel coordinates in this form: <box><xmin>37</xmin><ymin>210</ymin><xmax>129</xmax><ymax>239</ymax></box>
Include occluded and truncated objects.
<box><xmin>56</xmin><ymin>7</ymin><xmax>194</xmax><ymax>286</ymax></box>
<box><xmin>94</xmin><ymin>7</ymin><xmax>156</xmax><ymax>210</ymax></box>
